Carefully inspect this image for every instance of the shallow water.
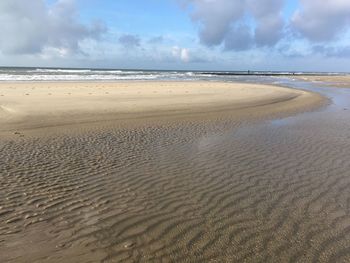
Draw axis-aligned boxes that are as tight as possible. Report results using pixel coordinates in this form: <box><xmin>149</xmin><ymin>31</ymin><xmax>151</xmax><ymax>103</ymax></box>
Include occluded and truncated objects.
<box><xmin>1</xmin><ymin>78</ymin><xmax>350</xmax><ymax>262</ymax></box>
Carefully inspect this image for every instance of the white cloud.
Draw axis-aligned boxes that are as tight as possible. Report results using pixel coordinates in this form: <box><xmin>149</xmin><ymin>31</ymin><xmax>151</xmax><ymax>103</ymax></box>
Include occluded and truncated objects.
<box><xmin>188</xmin><ymin>0</ymin><xmax>245</xmax><ymax>46</ymax></box>
<box><xmin>180</xmin><ymin>48</ymin><xmax>190</xmax><ymax>62</ymax></box>
<box><xmin>291</xmin><ymin>0</ymin><xmax>350</xmax><ymax>42</ymax></box>
<box><xmin>172</xmin><ymin>46</ymin><xmax>191</xmax><ymax>62</ymax></box>
<box><xmin>180</xmin><ymin>0</ymin><xmax>285</xmax><ymax>50</ymax></box>
<box><xmin>0</xmin><ymin>0</ymin><xmax>106</xmax><ymax>56</ymax></box>
<box><xmin>181</xmin><ymin>0</ymin><xmax>350</xmax><ymax>52</ymax></box>
<box><xmin>171</xmin><ymin>46</ymin><xmax>212</xmax><ymax>63</ymax></box>
<box><xmin>247</xmin><ymin>0</ymin><xmax>284</xmax><ymax>46</ymax></box>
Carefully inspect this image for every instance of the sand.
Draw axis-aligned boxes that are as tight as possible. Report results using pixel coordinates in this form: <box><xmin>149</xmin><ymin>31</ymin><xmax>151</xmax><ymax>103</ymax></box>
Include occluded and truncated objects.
<box><xmin>0</xmin><ymin>81</ymin><xmax>333</xmax><ymax>262</ymax></box>
<box><xmin>292</xmin><ymin>75</ymin><xmax>350</xmax><ymax>88</ymax></box>
<box><xmin>0</xmin><ymin>81</ymin><xmax>324</xmax><ymax>133</ymax></box>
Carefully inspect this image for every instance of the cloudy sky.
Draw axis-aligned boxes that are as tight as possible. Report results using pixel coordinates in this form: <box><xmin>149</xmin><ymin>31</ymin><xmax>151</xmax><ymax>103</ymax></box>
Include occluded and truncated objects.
<box><xmin>0</xmin><ymin>0</ymin><xmax>349</xmax><ymax>71</ymax></box>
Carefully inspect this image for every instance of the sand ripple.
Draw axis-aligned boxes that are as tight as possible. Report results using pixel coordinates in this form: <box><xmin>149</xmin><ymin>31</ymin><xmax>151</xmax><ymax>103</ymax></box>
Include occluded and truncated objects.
<box><xmin>1</xmin><ymin>106</ymin><xmax>350</xmax><ymax>263</ymax></box>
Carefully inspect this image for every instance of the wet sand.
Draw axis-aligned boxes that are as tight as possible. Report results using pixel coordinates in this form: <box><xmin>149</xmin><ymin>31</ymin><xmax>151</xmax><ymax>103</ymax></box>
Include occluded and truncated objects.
<box><xmin>292</xmin><ymin>75</ymin><xmax>350</xmax><ymax>88</ymax></box>
<box><xmin>2</xmin><ymin>80</ymin><xmax>348</xmax><ymax>262</ymax></box>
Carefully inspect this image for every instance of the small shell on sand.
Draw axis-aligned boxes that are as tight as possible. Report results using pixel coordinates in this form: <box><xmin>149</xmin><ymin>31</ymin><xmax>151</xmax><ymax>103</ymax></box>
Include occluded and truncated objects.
<box><xmin>123</xmin><ymin>241</ymin><xmax>135</xmax><ymax>249</ymax></box>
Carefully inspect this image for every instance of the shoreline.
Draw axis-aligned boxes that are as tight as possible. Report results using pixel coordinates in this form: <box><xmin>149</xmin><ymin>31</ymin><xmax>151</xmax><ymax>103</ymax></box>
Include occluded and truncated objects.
<box><xmin>0</xmin><ymin>81</ymin><xmax>326</xmax><ymax>135</ymax></box>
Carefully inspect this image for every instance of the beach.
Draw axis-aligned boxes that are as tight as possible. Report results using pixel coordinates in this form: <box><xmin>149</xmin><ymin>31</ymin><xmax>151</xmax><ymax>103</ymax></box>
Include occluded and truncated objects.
<box><xmin>1</xmin><ymin>0</ymin><xmax>349</xmax><ymax>260</ymax></box>
<box><xmin>3</xmin><ymin>79</ymin><xmax>350</xmax><ymax>262</ymax></box>
<box><xmin>0</xmin><ymin>81</ymin><xmax>323</xmax><ymax>133</ymax></box>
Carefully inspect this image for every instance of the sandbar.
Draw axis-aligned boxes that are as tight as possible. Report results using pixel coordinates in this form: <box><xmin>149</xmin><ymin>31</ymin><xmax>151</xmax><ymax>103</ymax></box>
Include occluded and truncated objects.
<box><xmin>0</xmin><ymin>81</ymin><xmax>325</xmax><ymax>133</ymax></box>
<box><xmin>292</xmin><ymin>75</ymin><xmax>350</xmax><ymax>88</ymax></box>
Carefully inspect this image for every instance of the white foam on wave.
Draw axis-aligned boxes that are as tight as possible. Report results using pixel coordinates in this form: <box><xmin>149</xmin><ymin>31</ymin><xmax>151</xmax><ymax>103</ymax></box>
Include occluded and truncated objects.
<box><xmin>34</xmin><ymin>69</ymin><xmax>93</xmax><ymax>73</ymax></box>
<box><xmin>0</xmin><ymin>73</ymin><xmax>164</xmax><ymax>81</ymax></box>
<box><xmin>0</xmin><ymin>68</ymin><xmax>204</xmax><ymax>81</ymax></box>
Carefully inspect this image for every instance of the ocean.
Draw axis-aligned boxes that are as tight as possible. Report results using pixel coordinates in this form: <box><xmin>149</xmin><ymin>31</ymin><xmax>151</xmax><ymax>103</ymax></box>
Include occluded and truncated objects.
<box><xmin>0</xmin><ymin>67</ymin><xmax>345</xmax><ymax>82</ymax></box>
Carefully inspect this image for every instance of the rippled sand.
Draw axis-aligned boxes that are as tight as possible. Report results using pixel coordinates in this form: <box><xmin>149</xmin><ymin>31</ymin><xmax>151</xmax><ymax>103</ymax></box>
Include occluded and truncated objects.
<box><xmin>2</xmin><ymin>80</ymin><xmax>345</xmax><ymax>262</ymax></box>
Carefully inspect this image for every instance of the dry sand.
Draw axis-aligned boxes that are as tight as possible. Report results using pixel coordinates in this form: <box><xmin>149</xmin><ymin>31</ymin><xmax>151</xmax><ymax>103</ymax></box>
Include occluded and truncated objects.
<box><xmin>0</xmin><ymin>81</ymin><xmax>323</xmax><ymax>133</ymax></box>
<box><xmin>0</xmin><ymin>81</ymin><xmax>331</xmax><ymax>262</ymax></box>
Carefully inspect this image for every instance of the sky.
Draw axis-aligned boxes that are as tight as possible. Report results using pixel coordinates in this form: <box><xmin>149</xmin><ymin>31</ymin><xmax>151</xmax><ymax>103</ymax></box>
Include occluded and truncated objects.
<box><xmin>0</xmin><ymin>0</ymin><xmax>349</xmax><ymax>71</ymax></box>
